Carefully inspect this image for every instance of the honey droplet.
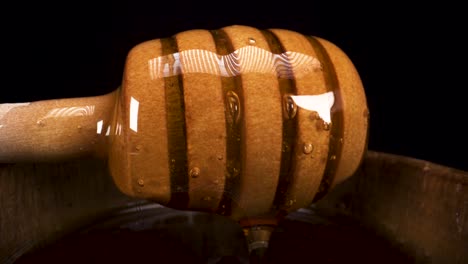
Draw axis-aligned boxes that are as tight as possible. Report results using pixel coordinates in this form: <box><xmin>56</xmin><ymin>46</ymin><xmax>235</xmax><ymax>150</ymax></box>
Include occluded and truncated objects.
<box><xmin>303</xmin><ymin>143</ymin><xmax>314</xmax><ymax>154</ymax></box>
<box><xmin>36</xmin><ymin>120</ymin><xmax>45</xmax><ymax>127</ymax></box>
<box><xmin>286</xmin><ymin>199</ymin><xmax>296</xmax><ymax>207</ymax></box>
<box><xmin>283</xmin><ymin>95</ymin><xmax>297</xmax><ymax>119</ymax></box>
<box><xmin>248</xmin><ymin>37</ymin><xmax>256</xmax><ymax>45</ymax></box>
<box><xmin>137</xmin><ymin>179</ymin><xmax>144</xmax><ymax>186</ymax></box>
<box><xmin>363</xmin><ymin>108</ymin><xmax>370</xmax><ymax>118</ymax></box>
<box><xmin>282</xmin><ymin>142</ymin><xmax>290</xmax><ymax>153</ymax></box>
<box><xmin>330</xmin><ymin>155</ymin><xmax>337</xmax><ymax>161</ymax></box>
<box><xmin>226</xmin><ymin>91</ymin><xmax>241</xmax><ymax>125</ymax></box>
<box><xmin>232</xmin><ymin>167</ymin><xmax>240</xmax><ymax>177</ymax></box>
<box><xmin>190</xmin><ymin>167</ymin><xmax>200</xmax><ymax>178</ymax></box>
<box><xmin>322</xmin><ymin>121</ymin><xmax>331</xmax><ymax>131</ymax></box>
<box><xmin>314</xmin><ymin>63</ymin><xmax>324</xmax><ymax>72</ymax></box>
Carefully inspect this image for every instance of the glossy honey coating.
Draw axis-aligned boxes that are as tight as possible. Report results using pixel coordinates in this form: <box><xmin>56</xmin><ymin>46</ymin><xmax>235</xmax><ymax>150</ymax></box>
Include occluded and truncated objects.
<box><xmin>108</xmin><ymin>25</ymin><xmax>369</xmax><ymax>220</ymax></box>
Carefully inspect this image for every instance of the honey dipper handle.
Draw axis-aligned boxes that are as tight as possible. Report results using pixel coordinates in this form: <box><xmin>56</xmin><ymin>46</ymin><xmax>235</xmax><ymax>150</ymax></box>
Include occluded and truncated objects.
<box><xmin>0</xmin><ymin>91</ymin><xmax>117</xmax><ymax>163</ymax></box>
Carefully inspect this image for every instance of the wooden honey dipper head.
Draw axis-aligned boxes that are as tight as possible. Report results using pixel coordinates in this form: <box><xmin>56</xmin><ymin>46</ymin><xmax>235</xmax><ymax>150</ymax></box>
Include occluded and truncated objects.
<box><xmin>0</xmin><ymin>25</ymin><xmax>369</xmax><ymax>222</ymax></box>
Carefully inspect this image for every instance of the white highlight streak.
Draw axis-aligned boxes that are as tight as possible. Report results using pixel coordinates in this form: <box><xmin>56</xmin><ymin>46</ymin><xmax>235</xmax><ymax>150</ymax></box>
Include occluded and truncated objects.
<box><xmin>129</xmin><ymin>97</ymin><xmax>139</xmax><ymax>133</ymax></box>
<box><xmin>291</xmin><ymin>92</ymin><xmax>335</xmax><ymax>124</ymax></box>
<box><xmin>96</xmin><ymin>120</ymin><xmax>103</xmax><ymax>134</ymax></box>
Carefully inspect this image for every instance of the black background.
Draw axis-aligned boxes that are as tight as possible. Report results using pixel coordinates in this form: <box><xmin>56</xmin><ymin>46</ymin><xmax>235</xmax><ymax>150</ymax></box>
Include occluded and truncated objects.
<box><xmin>2</xmin><ymin>1</ymin><xmax>466</xmax><ymax>171</ymax></box>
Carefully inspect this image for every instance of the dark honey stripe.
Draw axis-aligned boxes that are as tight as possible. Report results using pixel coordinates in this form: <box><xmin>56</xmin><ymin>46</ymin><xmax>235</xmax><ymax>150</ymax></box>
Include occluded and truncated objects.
<box><xmin>161</xmin><ymin>36</ymin><xmax>189</xmax><ymax>209</ymax></box>
<box><xmin>210</xmin><ymin>29</ymin><xmax>244</xmax><ymax>216</ymax></box>
<box><xmin>261</xmin><ymin>29</ymin><xmax>298</xmax><ymax>211</ymax></box>
<box><xmin>306</xmin><ymin>36</ymin><xmax>344</xmax><ymax>202</ymax></box>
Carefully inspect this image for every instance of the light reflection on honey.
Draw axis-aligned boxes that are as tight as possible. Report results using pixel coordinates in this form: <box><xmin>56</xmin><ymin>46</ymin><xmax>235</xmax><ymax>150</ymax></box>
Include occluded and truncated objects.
<box><xmin>41</xmin><ymin>105</ymin><xmax>96</xmax><ymax>119</ymax></box>
<box><xmin>148</xmin><ymin>46</ymin><xmax>322</xmax><ymax>79</ymax></box>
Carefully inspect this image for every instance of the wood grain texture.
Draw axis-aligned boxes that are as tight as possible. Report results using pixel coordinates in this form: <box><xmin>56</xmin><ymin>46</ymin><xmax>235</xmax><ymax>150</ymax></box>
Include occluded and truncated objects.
<box><xmin>0</xmin><ymin>159</ymin><xmax>138</xmax><ymax>264</ymax></box>
<box><xmin>316</xmin><ymin>151</ymin><xmax>468</xmax><ymax>264</ymax></box>
<box><xmin>0</xmin><ymin>92</ymin><xmax>115</xmax><ymax>162</ymax></box>
<box><xmin>1</xmin><ymin>151</ymin><xmax>466</xmax><ymax>263</ymax></box>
